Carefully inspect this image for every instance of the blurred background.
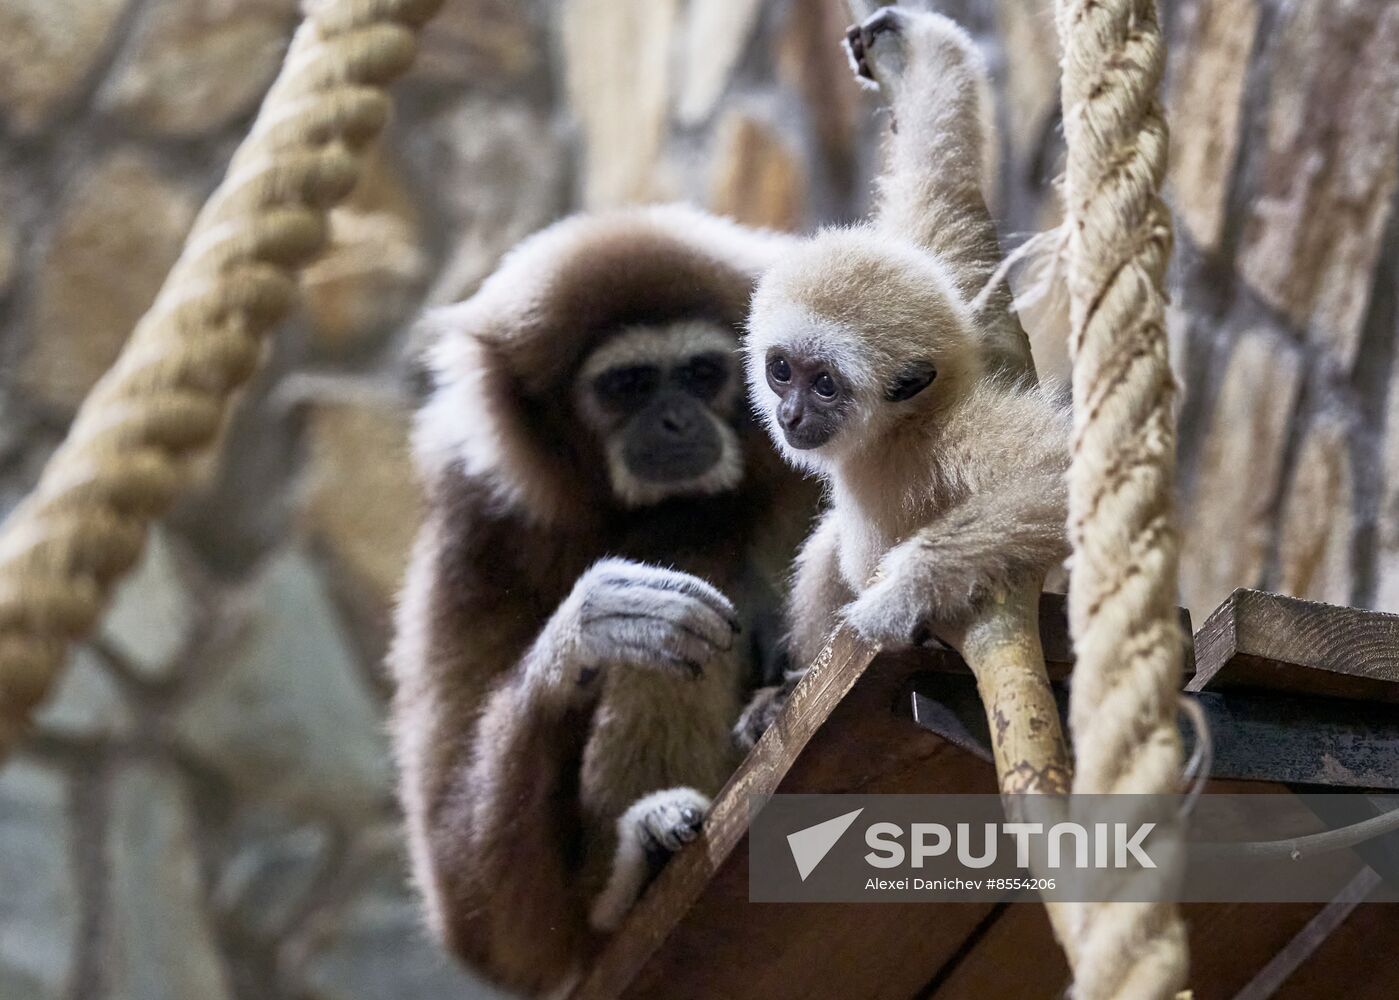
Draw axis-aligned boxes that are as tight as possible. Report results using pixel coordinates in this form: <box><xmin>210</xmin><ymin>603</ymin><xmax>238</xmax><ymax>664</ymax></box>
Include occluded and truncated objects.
<box><xmin>0</xmin><ymin>0</ymin><xmax>1396</xmax><ymax>997</ymax></box>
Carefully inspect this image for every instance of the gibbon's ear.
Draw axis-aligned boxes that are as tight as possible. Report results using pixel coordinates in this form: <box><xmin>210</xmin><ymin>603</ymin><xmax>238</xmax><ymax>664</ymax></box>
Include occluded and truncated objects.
<box><xmin>885</xmin><ymin>362</ymin><xmax>937</xmax><ymax>402</ymax></box>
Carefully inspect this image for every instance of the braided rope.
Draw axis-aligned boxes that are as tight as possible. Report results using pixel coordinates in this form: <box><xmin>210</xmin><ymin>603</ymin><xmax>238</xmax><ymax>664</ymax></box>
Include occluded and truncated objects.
<box><xmin>0</xmin><ymin>0</ymin><xmax>443</xmax><ymax>758</ymax></box>
<box><xmin>1056</xmin><ymin>0</ymin><xmax>1188</xmax><ymax>996</ymax></box>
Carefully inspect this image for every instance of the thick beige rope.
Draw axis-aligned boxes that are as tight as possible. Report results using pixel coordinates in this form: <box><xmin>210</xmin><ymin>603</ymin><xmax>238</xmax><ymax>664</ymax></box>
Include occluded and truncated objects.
<box><xmin>0</xmin><ymin>0</ymin><xmax>443</xmax><ymax>759</ymax></box>
<box><xmin>1055</xmin><ymin>0</ymin><xmax>1188</xmax><ymax>997</ymax></box>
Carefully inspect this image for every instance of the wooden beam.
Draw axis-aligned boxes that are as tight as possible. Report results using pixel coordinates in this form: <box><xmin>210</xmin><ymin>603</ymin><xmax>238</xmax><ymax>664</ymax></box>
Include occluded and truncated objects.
<box><xmin>933</xmin><ymin>590</ymin><xmax>1399</xmax><ymax>999</ymax></box>
<box><xmin>909</xmin><ymin>672</ymin><xmax>1399</xmax><ymax>790</ymax></box>
<box><xmin>1192</xmin><ymin>589</ymin><xmax>1399</xmax><ymax>702</ymax></box>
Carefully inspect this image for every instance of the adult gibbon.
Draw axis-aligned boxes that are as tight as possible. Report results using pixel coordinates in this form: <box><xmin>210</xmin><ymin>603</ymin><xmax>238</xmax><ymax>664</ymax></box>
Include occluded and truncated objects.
<box><xmin>388</xmin><ymin>205</ymin><xmax>816</xmax><ymax>995</ymax></box>
<box><xmin>742</xmin><ymin>7</ymin><xmax>1070</xmax><ymax>708</ymax></box>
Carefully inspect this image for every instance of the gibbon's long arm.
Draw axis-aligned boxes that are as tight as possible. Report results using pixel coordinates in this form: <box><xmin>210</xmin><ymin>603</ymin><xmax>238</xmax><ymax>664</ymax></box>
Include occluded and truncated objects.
<box><xmin>786</xmin><ymin>510</ymin><xmax>856</xmax><ymax>671</ymax></box>
<box><xmin>392</xmin><ymin>523</ymin><xmax>742</xmax><ymax>993</ymax></box>
<box><xmin>390</xmin><ymin>516</ymin><xmax>595</xmax><ymax>994</ymax></box>
<box><xmin>852</xmin><ymin>8</ymin><xmax>1034</xmax><ymax>376</ymax></box>
<box><xmin>840</xmin><ymin>386</ymin><xmax>1071</xmax><ymax>644</ymax></box>
<box><xmin>843</xmin><ymin>463</ymin><xmax>1068</xmax><ymax>643</ymax></box>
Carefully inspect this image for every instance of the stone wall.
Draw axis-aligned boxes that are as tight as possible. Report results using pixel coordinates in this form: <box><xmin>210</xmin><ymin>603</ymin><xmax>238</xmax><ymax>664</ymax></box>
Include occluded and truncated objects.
<box><xmin>0</xmin><ymin>1</ymin><xmax>1396</xmax><ymax>998</ymax></box>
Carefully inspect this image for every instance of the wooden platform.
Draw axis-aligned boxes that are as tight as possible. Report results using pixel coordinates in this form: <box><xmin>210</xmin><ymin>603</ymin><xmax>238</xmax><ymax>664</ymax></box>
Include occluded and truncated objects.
<box><xmin>572</xmin><ymin>591</ymin><xmax>1399</xmax><ymax>1000</ymax></box>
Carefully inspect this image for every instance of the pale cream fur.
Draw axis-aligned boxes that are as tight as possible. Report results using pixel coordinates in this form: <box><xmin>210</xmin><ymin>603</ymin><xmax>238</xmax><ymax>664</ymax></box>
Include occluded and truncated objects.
<box><xmin>744</xmin><ymin>7</ymin><xmax>1070</xmax><ymax>667</ymax></box>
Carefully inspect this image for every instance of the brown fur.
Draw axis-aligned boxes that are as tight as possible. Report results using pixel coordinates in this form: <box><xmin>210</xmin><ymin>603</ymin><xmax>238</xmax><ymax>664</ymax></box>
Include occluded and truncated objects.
<box><xmin>388</xmin><ymin>206</ymin><xmax>816</xmax><ymax>995</ymax></box>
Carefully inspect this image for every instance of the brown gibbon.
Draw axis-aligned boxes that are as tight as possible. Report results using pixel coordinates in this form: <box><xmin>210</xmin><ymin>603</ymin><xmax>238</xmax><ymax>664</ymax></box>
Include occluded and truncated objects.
<box><xmin>738</xmin><ymin>6</ymin><xmax>1071</xmax><ymax>740</ymax></box>
<box><xmin>388</xmin><ymin>204</ymin><xmax>817</xmax><ymax>996</ymax></box>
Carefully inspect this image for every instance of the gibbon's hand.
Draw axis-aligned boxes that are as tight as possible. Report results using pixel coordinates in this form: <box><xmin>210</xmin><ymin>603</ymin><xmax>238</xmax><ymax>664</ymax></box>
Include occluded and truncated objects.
<box><xmin>844</xmin><ymin>6</ymin><xmax>910</xmax><ymax>94</ymax></box>
<box><xmin>530</xmin><ymin>558</ymin><xmax>740</xmax><ymax>697</ymax></box>
<box><xmin>840</xmin><ymin>538</ymin><xmax>944</xmax><ymax>649</ymax></box>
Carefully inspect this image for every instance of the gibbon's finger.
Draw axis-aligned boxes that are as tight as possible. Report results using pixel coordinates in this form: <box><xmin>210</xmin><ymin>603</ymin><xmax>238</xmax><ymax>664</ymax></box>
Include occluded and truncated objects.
<box><xmin>585</xmin><ymin>633</ymin><xmax>704</xmax><ymax>678</ymax></box>
<box><xmin>603</xmin><ymin>615</ymin><xmax>726</xmax><ymax>672</ymax></box>
<box><xmin>576</xmin><ymin>560</ymin><xmax>729</xmax><ymax>638</ymax></box>
<box><xmin>596</xmin><ymin>564</ymin><xmax>740</xmax><ymax>631</ymax></box>
<box><xmin>630</xmin><ymin>570</ymin><xmax>740</xmax><ymax>632</ymax></box>
<box><xmin>584</xmin><ymin>585</ymin><xmax>738</xmax><ymax>650</ymax></box>
<box><xmin>841</xmin><ymin>579</ymin><xmax>925</xmax><ymax>648</ymax></box>
<box><xmin>580</xmin><ymin>604</ymin><xmax>735</xmax><ymax>658</ymax></box>
<box><xmin>733</xmin><ymin>684</ymin><xmax>785</xmax><ymax>752</ymax></box>
<box><xmin>635</xmin><ymin>789</ymin><xmax>710</xmax><ymax>854</ymax></box>
<box><xmin>578</xmin><ymin>618</ymin><xmax>720</xmax><ymax>677</ymax></box>
<box><xmin>657</xmin><ymin>573</ymin><xmax>741</xmax><ymax>632</ymax></box>
<box><xmin>586</xmin><ymin>558</ymin><xmax>740</xmax><ymax>628</ymax></box>
<box><xmin>581</xmin><ymin>601</ymin><xmax>738</xmax><ymax>657</ymax></box>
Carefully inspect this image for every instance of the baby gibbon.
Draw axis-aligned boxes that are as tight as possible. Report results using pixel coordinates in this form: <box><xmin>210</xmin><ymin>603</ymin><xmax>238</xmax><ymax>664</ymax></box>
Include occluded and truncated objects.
<box><xmin>744</xmin><ymin>7</ymin><xmax>1071</xmax><ymax>677</ymax></box>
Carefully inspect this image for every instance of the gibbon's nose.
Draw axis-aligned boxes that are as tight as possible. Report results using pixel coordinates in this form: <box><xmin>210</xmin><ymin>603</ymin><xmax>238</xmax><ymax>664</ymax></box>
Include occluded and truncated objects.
<box><xmin>660</xmin><ymin>404</ymin><xmax>697</xmax><ymax>436</ymax></box>
<box><xmin>778</xmin><ymin>395</ymin><xmax>804</xmax><ymax>432</ymax></box>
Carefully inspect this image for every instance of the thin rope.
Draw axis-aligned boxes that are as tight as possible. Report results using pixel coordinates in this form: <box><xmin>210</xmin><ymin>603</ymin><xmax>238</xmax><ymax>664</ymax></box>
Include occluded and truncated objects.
<box><xmin>0</xmin><ymin>0</ymin><xmax>443</xmax><ymax>759</ymax></box>
<box><xmin>1054</xmin><ymin>0</ymin><xmax>1189</xmax><ymax>997</ymax></box>
<box><xmin>1198</xmin><ymin>805</ymin><xmax>1399</xmax><ymax>863</ymax></box>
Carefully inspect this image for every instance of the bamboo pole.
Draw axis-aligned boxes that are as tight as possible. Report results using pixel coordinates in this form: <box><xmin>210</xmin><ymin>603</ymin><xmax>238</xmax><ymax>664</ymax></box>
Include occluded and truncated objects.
<box><xmin>952</xmin><ymin>582</ymin><xmax>1070</xmax><ymax>796</ymax></box>
<box><xmin>943</xmin><ymin>579</ymin><xmax>1078</xmax><ymax>965</ymax></box>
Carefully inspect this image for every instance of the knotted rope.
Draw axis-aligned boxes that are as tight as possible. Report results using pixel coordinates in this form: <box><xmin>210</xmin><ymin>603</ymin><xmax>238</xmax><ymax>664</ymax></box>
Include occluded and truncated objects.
<box><xmin>0</xmin><ymin>0</ymin><xmax>443</xmax><ymax>758</ymax></box>
<box><xmin>1055</xmin><ymin>0</ymin><xmax>1189</xmax><ymax>996</ymax></box>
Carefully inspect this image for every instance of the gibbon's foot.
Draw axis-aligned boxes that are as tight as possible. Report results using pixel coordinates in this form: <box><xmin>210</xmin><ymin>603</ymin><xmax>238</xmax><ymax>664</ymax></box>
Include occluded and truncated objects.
<box><xmin>911</xmin><ymin>625</ymin><xmax>953</xmax><ymax>652</ymax></box>
<box><xmin>589</xmin><ymin>788</ymin><xmax>711</xmax><ymax>932</ymax></box>
<box><xmin>733</xmin><ymin>683</ymin><xmax>788</xmax><ymax>753</ymax></box>
<box><xmin>637</xmin><ymin>789</ymin><xmax>708</xmax><ymax>856</ymax></box>
<box><xmin>533</xmin><ymin>559</ymin><xmax>740</xmax><ymax>695</ymax></box>
<box><xmin>844</xmin><ymin>6</ymin><xmax>910</xmax><ymax>91</ymax></box>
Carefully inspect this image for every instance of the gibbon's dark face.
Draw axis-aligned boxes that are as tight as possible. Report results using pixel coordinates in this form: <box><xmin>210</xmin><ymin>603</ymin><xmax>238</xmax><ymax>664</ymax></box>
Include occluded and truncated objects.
<box><xmin>576</xmin><ymin>322</ymin><xmax>746</xmax><ymax>507</ymax></box>
<box><xmin>764</xmin><ymin>347</ymin><xmax>937</xmax><ymax>451</ymax></box>
<box><xmin>763</xmin><ymin>351</ymin><xmax>849</xmax><ymax>450</ymax></box>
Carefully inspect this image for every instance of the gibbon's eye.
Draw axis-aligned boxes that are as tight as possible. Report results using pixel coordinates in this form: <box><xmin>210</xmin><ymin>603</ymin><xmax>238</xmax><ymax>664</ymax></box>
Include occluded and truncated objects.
<box><xmin>813</xmin><ymin>372</ymin><xmax>837</xmax><ymax>399</ymax></box>
<box><xmin>768</xmin><ymin>356</ymin><xmax>791</xmax><ymax>385</ymax></box>
<box><xmin>593</xmin><ymin>364</ymin><xmax>661</xmax><ymax>412</ymax></box>
<box><xmin>674</xmin><ymin>352</ymin><xmax>727</xmax><ymax>400</ymax></box>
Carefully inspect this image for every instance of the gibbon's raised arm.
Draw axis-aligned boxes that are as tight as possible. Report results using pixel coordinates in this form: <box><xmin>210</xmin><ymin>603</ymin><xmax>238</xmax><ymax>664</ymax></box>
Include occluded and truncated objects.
<box><xmin>850</xmin><ymin>7</ymin><xmax>1033</xmax><ymax>377</ymax></box>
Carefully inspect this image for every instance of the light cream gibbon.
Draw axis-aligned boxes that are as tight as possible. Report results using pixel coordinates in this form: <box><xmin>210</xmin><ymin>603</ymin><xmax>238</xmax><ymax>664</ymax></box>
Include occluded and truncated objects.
<box><xmin>743</xmin><ymin>7</ymin><xmax>1071</xmax><ymax>695</ymax></box>
<box><xmin>390</xmin><ymin>206</ymin><xmax>817</xmax><ymax>996</ymax></box>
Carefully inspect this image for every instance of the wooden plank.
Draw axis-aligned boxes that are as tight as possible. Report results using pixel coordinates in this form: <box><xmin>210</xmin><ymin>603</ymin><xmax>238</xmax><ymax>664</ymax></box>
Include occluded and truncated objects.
<box><xmin>1191</xmin><ymin>589</ymin><xmax>1399</xmax><ymax>702</ymax></box>
<box><xmin>1232</xmin><ymin>871</ymin><xmax>1381</xmax><ymax>1000</ymax></box>
<box><xmin>921</xmin><ymin>897</ymin><xmax>1335</xmax><ymax>1000</ymax></box>
<box><xmin>1034</xmin><ymin>592</ymin><xmax>1195</xmax><ymax>676</ymax></box>
<box><xmin>924</xmin><ymin>584</ymin><xmax>1399</xmax><ymax>999</ymax></box>
<box><xmin>918</xmin><ymin>776</ymin><xmax>1329</xmax><ymax>1000</ymax></box>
